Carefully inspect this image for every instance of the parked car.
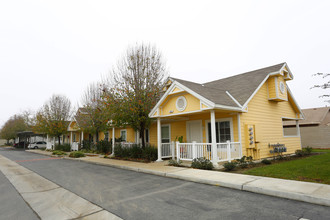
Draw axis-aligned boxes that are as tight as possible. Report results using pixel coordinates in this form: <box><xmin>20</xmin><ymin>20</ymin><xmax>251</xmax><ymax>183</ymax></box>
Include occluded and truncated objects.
<box><xmin>13</xmin><ymin>141</ymin><xmax>29</xmax><ymax>148</ymax></box>
<box><xmin>28</xmin><ymin>141</ymin><xmax>47</xmax><ymax>149</ymax></box>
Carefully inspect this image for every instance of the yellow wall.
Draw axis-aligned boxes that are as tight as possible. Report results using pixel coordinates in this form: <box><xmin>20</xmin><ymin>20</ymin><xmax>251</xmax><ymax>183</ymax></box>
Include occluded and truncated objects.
<box><xmin>267</xmin><ymin>76</ymin><xmax>277</xmax><ymax>99</ymax></box>
<box><xmin>160</xmin><ymin>93</ymin><xmax>201</xmax><ymax>116</ymax></box>
<box><xmin>267</xmin><ymin>76</ymin><xmax>288</xmax><ymax>101</ymax></box>
<box><xmin>240</xmin><ymin>82</ymin><xmax>301</xmax><ymax>159</ymax></box>
<box><xmin>149</xmin><ymin>112</ymin><xmax>239</xmax><ymax>146</ymax></box>
<box><xmin>107</xmin><ymin>127</ymin><xmax>136</xmax><ymax>142</ymax></box>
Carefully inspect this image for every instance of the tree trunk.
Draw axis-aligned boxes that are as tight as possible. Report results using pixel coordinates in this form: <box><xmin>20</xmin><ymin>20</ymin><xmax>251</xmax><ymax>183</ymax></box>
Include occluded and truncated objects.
<box><xmin>95</xmin><ymin>130</ymin><xmax>99</xmax><ymax>143</ymax></box>
<box><xmin>58</xmin><ymin>136</ymin><xmax>61</xmax><ymax>146</ymax></box>
<box><xmin>140</xmin><ymin>123</ymin><xmax>145</xmax><ymax>149</ymax></box>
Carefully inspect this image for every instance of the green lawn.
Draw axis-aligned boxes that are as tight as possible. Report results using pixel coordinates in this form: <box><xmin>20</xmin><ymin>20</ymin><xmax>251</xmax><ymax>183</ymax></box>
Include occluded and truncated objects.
<box><xmin>242</xmin><ymin>149</ymin><xmax>330</xmax><ymax>184</ymax></box>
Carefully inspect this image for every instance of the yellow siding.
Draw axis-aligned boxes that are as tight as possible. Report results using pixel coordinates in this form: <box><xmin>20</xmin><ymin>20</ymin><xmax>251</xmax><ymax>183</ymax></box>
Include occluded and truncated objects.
<box><xmin>172</xmin><ymin>87</ymin><xmax>182</xmax><ymax>93</ymax></box>
<box><xmin>267</xmin><ymin>76</ymin><xmax>277</xmax><ymax>99</ymax></box>
<box><xmin>240</xmin><ymin>82</ymin><xmax>301</xmax><ymax>159</ymax></box>
<box><xmin>161</xmin><ymin>93</ymin><xmax>201</xmax><ymax>116</ymax></box>
<box><xmin>149</xmin><ymin>112</ymin><xmax>239</xmax><ymax>146</ymax></box>
<box><xmin>109</xmin><ymin>127</ymin><xmax>136</xmax><ymax>142</ymax></box>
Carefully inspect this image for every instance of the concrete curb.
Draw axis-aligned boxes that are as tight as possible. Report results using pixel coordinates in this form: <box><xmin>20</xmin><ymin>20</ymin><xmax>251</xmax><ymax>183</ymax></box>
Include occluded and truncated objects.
<box><xmin>27</xmin><ymin>150</ymin><xmax>330</xmax><ymax>207</ymax></box>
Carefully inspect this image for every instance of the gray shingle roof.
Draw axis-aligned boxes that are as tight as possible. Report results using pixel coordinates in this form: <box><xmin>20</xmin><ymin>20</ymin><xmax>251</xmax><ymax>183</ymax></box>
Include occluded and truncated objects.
<box><xmin>171</xmin><ymin>63</ymin><xmax>286</xmax><ymax>108</ymax></box>
<box><xmin>284</xmin><ymin>107</ymin><xmax>330</xmax><ymax>126</ymax></box>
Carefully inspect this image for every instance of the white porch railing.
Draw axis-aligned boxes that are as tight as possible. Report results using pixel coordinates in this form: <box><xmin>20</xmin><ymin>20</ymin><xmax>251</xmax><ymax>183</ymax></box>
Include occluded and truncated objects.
<box><xmin>161</xmin><ymin>142</ymin><xmax>175</xmax><ymax>159</ymax></box>
<box><xmin>176</xmin><ymin>141</ymin><xmax>241</xmax><ymax>163</ymax></box>
<box><xmin>121</xmin><ymin>142</ymin><xmax>136</xmax><ymax>148</ymax></box>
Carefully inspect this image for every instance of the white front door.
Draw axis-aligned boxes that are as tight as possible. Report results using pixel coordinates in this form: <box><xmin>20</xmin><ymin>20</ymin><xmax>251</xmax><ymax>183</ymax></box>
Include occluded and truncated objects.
<box><xmin>187</xmin><ymin>120</ymin><xmax>203</xmax><ymax>143</ymax></box>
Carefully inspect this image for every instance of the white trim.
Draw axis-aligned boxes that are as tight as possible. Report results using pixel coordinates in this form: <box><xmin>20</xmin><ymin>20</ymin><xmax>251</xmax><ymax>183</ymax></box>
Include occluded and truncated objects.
<box><xmin>161</xmin><ymin>124</ymin><xmax>171</xmax><ymax>143</ymax></box>
<box><xmin>120</xmin><ymin>129</ymin><xmax>127</xmax><ymax>142</ymax></box>
<box><xmin>226</xmin><ymin>91</ymin><xmax>242</xmax><ymax>108</ymax></box>
<box><xmin>279</xmin><ymin>81</ymin><xmax>285</xmax><ymax>94</ymax></box>
<box><xmin>242</xmin><ymin>74</ymin><xmax>270</xmax><ymax>109</ymax></box>
<box><xmin>268</xmin><ymin>97</ymin><xmax>288</xmax><ymax>101</ymax></box>
<box><xmin>205</xmin><ymin>117</ymin><xmax>234</xmax><ymax>143</ymax></box>
<box><xmin>186</xmin><ymin>120</ymin><xmax>203</xmax><ymax>143</ymax></box>
<box><xmin>149</xmin><ymin>80</ymin><xmax>216</xmax><ymax>118</ymax></box>
<box><xmin>282</xmin><ymin>118</ymin><xmax>300</xmax><ymax>138</ymax></box>
<box><xmin>286</xmin><ymin>86</ymin><xmax>304</xmax><ymax>119</ymax></box>
<box><xmin>279</xmin><ymin>63</ymin><xmax>294</xmax><ymax>80</ymax></box>
<box><xmin>157</xmin><ymin>109</ymin><xmax>206</xmax><ymax>117</ymax></box>
<box><xmin>214</xmin><ymin>104</ymin><xmax>245</xmax><ymax>112</ymax></box>
<box><xmin>237</xmin><ymin>113</ymin><xmax>242</xmax><ymax>157</ymax></box>
<box><xmin>170</xmin><ymin>85</ymin><xmax>184</xmax><ymax>94</ymax></box>
<box><xmin>200</xmin><ymin>100</ymin><xmax>212</xmax><ymax>109</ymax></box>
<box><xmin>176</xmin><ymin>96</ymin><xmax>187</xmax><ymax>112</ymax></box>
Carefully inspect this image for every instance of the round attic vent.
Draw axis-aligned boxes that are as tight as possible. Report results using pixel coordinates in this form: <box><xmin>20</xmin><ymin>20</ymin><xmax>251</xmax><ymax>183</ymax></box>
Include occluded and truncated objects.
<box><xmin>279</xmin><ymin>82</ymin><xmax>285</xmax><ymax>94</ymax></box>
<box><xmin>176</xmin><ymin>96</ymin><xmax>187</xmax><ymax>112</ymax></box>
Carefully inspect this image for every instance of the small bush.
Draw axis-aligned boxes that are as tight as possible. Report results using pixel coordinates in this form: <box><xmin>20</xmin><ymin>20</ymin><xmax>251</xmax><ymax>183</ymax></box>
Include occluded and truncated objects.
<box><xmin>69</xmin><ymin>151</ymin><xmax>85</xmax><ymax>158</ymax></box>
<box><xmin>223</xmin><ymin>161</ymin><xmax>237</xmax><ymax>171</ymax></box>
<box><xmin>55</xmin><ymin>144</ymin><xmax>71</xmax><ymax>152</ymax></box>
<box><xmin>261</xmin><ymin>159</ymin><xmax>271</xmax><ymax>165</ymax></box>
<box><xmin>303</xmin><ymin>146</ymin><xmax>313</xmax><ymax>155</ymax></box>
<box><xmin>114</xmin><ymin>144</ymin><xmax>157</xmax><ymax>161</ymax></box>
<box><xmin>191</xmin><ymin>157</ymin><xmax>214</xmax><ymax>170</ymax></box>
<box><xmin>52</xmin><ymin>150</ymin><xmax>66</xmax><ymax>156</ymax></box>
<box><xmin>96</xmin><ymin>140</ymin><xmax>112</xmax><ymax>154</ymax></box>
<box><xmin>168</xmin><ymin>159</ymin><xmax>183</xmax><ymax>167</ymax></box>
<box><xmin>295</xmin><ymin>150</ymin><xmax>306</xmax><ymax>157</ymax></box>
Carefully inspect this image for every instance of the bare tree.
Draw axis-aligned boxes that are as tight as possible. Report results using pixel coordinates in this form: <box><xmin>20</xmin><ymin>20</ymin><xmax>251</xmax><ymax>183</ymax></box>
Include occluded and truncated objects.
<box><xmin>103</xmin><ymin>43</ymin><xmax>168</xmax><ymax>148</ymax></box>
<box><xmin>78</xmin><ymin>82</ymin><xmax>109</xmax><ymax>142</ymax></box>
<box><xmin>35</xmin><ymin>94</ymin><xmax>72</xmax><ymax>145</ymax></box>
<box><xmin>311</xmin><ymin>73</ymin><xmax>330</xmax><ymax>103</ymax></box>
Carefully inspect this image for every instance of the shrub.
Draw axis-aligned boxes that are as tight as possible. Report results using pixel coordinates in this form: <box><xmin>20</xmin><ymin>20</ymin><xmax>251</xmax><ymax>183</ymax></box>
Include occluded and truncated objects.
<box><xmin>261</xmin><ymin>159</ymin><xmax>271</xmax><ymax>165</ymax></box>
<box><xmin>168</xmin><ymin>159</ymin><xmax>183</xmax><ymax>167</ymax></box>
<box><xmin>223</xmin><ymin>161</ymin><xmax>237</xmax><ymax>171</ymax></box>
<box><xmin>55</xmin><ymin>144</ymin><xmax>71</xmax><ymax>152</ymax></box>
<box><xmin>303</xmin><ymin>146</ymin><xmax>313</xmax><ymax>155</ymax></box>
<box><xmin>96</xmin><ymin>140</ymin><xmax>112</xmax><ymax>154</ymax></box>
<box><xmin>114</xmin><ymin>144</ymin><xmax>157</xmax><ymax>161</ymax></box>
<box><xmin>52</xmin><ymin>150</ymin><xmax>66</xmax><ymax>156</ymax></box>
<box><xmin>191</xmin><ymin>157</ymin><xmax>214</xmax><ymax>170</ymax></box>
<box><xmin>82</xmin><ymin>140</ymin><xmax>95</xmax><ymax>151</ymax></box>
<box><xmin>69</xmin><ymin>151</ymin><xmax>85</xmax><ymax>158</ymax></box>
<box><xmin>295</xmin><ymin>150</ymin><xmax>306</xmax><ymax>157</ymax></box>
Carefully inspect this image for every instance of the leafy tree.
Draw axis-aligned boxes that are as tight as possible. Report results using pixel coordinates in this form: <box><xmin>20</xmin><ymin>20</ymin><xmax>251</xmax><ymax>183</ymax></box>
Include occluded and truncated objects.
<box><xmin>77</xmin><ymin>82</ymin><xmax>109</xmax><ymax>142</ymax></box>
<box><xmin>34</xmin><ymin>94</ymin><xmax>72</xmax><ymax>145</ymax></box>
<box><xmin>103</xmin><ymin>43</ymin><xmax>168</xmax><ymax>148</ymax></box>
<box><xmin>311</xmin><ymin>73</ymin><xmax>330</xmax><ymax>103</ymax></box>
<box><xmin>0</xmin><ymin>114</ymin><xmax>28</xmax><ymax>144</ymax></box>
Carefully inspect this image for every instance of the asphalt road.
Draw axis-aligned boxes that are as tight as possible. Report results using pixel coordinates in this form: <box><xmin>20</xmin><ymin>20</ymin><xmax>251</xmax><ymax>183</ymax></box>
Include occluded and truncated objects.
<box><xmin>0</xmin><ymin>148</ymin><xmax>329</xmax><ymax>220</ymax></box>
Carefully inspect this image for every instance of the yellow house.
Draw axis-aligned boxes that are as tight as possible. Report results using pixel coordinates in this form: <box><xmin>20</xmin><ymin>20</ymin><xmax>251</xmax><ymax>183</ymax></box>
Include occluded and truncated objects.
<box><xmin>148</xmin><ymin>63</ymin><xmax>303</xmax><ymax>165</ymax></box>
<box><xmin>67</xmin><ymin>108</ymin><xmax>139</xmax><ymax>151</ymax></box>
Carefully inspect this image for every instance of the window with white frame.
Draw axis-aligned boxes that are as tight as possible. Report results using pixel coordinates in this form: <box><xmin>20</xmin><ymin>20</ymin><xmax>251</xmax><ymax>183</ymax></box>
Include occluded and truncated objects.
<box><xmin>207</xmin><ymin>120</ymin><xmax>232</xmax><ymax>143</ymax></box>
<box><xmin>161</xmin><ymin>125</ymin><xmax>170</xmax><ymax>143</ymax></box>
<box><xmin>73</xmin><ymin>133</ymin><xmax>76</xmax><ymax>142</ymax></box>
<box><xmin>282</xmin><ymin>118</ymin><xmax>299</xmax><ymax>137</ymax></box>
<box><xmin>120</xmin><ymin>130</ymin><xmax>127</xmax><ymax>142</ymax></box>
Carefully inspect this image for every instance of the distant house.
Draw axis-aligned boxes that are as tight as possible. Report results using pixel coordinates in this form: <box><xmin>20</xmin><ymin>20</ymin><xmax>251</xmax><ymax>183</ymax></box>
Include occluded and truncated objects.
<box><xmin>284</xmin><ymin>107</ymin><xmax>330</xmax><ymax>149</ymax></box>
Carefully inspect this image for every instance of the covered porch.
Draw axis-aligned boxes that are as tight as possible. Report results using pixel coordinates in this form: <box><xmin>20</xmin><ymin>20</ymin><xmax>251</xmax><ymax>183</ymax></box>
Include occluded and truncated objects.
<box><xmin>153</xmin><ymin>109</ymin><xmax>243</xmax><ymax>165</ymax></box>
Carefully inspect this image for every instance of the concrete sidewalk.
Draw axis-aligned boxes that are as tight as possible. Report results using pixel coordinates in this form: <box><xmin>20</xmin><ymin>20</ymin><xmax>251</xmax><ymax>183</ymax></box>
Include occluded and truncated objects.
<box><xmin>27</xmin><ymin>149</ymin><xmax>330</xmax><ymax>207</ymax></box>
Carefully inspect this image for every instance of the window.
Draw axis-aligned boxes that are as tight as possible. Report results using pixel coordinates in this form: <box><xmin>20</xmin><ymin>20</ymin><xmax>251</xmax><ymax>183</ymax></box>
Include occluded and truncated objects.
<box><xmin>145</xmin><ymin>129</ymin><xmax>149</xmax><ymax>143</ymax></box>
<box><xmin>282</xmin><ymin>118</ymin><xmax>299</xmax><ymax>137</ymax></box>
<box><xmin>120</xmin><ymin>130</ymin><xmax>127</xmax><ymax>142</ymax></box>
<box><xmin>207</xmin><ymin>120</ymin><xmax>232</xmax><ymax>143</ymax></box>
<box><xmin>73</xmin><ymin>133</ymin><xmax>76</xmax><ymax>142</ymax></box>
<box><xmin>104</xmin><ymin>132</ymin><xmax>109</xmax><ymax>141</ymax></box>
<box><xmin>161</xmin><ymin>125</ymin><xmax>170</xmax><ymax>143</ymax></box>
<box><xmin>176</xmin><ymin>96</ymin><xmax>187</xmax><ymax>111</ymax></box>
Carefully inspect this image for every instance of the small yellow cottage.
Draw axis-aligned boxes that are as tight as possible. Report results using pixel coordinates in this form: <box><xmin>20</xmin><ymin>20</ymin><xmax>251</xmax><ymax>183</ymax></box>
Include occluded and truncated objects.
<box><xmin>148</xmin><ymin>63</ymin><xmax>303</xmax><ymax>165</ymax></box>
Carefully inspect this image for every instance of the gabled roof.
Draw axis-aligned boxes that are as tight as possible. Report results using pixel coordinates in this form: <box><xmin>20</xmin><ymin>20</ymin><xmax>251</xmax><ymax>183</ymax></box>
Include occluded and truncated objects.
<box><xmin>149</xmin><ymin>62</ymin><xmax>302</xmax><ymax>117</ymax></box>
<box><xmin>284</xmin><ymin>107</ymin><xmax>330</xmax><ymax>126</ymax></box>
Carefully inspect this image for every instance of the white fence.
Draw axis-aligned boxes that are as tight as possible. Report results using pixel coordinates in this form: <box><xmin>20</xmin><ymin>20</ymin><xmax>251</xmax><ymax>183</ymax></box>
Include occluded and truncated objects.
<box><xmin>71</xmin><ymin>142</ymin><xmax>79</xmax><ymax>151</ymax></box>
<box><xmin>176</xmin><ymin>141</ymin><xmax>241</xmax><ymax>163</ymax></box>
<box><xmin>161</xmin><ymin>142</ymin><xmax>175</xmax><ymax>159</ymax></box>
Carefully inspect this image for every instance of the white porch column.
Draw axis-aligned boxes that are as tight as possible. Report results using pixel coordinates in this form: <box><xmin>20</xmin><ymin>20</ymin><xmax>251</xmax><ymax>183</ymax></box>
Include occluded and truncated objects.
<box><xmin>210</xmin><ymin>110</ymin><xmax>218</xmax><ymax>166</ymax></box>
<box><xmin>111</xmin><ymin>127</ymin><xmax>115</xmax><ymax>156</ymax></box>
<box><xmin>237</xmin><ymin>113</ymin><xmax>242</xmax><ymax>158</ymax></box>
<box><xmin>296</xmin><ymin>120</ymin><xmax>302</xmax><ymax>149</ymax></box>
<box><xmin>70</xmin><ymin>131</ymin><xmax>73</xmax><ymax>147</ymax></box>
<box><xmin>156</xmin><ymin>117</ymin><xmax>163</xmax><ymax>162</ymax></box>
<box><xmin>81</xmin><ymin>131</ymin><xmax>84</xmax><ymax>148</ymax></box>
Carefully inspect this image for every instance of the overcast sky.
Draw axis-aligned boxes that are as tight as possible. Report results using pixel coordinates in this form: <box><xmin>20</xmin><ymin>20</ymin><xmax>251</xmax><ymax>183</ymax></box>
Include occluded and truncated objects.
<box><xmin>1</xmin><ymin>0</ymin><xmax>329</xmax><ymax>127</ymax></box>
